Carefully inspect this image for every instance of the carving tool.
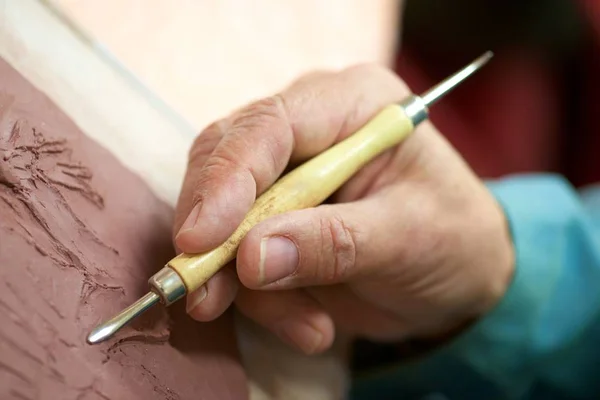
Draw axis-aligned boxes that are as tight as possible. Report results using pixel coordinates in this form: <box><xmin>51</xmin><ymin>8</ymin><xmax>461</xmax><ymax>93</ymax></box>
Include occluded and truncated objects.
<box><xmin>87</xmin><ymin>51</ymin><xmax>493</xmax><ymax>344</ymax></box>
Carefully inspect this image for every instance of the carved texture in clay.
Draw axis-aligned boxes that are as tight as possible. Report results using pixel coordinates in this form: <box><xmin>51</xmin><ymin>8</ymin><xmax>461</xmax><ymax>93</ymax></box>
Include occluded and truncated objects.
<box><xmin>0</xmin><ymin>58</ymin><xmax>247</xmax><ymax>400</ymax></box>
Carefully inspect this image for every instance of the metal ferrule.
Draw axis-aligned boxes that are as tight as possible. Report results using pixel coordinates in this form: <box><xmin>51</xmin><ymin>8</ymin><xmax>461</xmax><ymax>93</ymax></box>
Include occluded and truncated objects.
<box><xmin>398</xmin><ymin>94</ymin><xmax>429</xmax><ymax>126</ymax></box>
<box><xmin>148</xmin><ymin>266</ymin><xmax>187</xmax><ymax>306</ymax></box>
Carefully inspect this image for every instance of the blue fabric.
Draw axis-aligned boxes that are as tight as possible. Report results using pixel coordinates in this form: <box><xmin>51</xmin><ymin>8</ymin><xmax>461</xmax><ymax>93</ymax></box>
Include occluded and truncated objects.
<box><xmin>350</xmin><ymin>174</ymin><xmax>600</xmax><ymax>400</ymax></box>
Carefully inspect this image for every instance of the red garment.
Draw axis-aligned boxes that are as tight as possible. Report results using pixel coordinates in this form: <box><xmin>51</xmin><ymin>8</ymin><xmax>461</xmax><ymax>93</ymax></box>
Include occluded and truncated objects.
<box><xmin>395</xmin><ymin>3</ymin><xmax>600</xmax><ymax>188</ymax></box>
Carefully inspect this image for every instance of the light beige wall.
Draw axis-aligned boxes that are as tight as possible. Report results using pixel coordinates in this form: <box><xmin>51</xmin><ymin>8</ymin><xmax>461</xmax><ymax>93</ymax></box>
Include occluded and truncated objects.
<box><xmin>51</xmin><ymin>0</ymin><xmax>401</xmax><ymax>130</ymax></box>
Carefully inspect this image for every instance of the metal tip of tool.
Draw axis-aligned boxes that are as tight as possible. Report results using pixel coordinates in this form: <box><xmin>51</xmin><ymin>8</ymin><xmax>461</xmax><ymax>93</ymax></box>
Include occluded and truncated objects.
<box><xmin>86</xmin><ymin>291</ymin><xmax>160</xmax><ymax>344</ymax></box>
<box><xmin>420</xmin><ymin>50</ymin><xmax>494</xmax><ymax>107</ymax></box>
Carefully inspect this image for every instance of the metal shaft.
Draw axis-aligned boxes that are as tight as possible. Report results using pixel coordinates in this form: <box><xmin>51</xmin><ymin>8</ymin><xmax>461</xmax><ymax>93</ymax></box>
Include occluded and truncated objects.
<box><xmin>400</xmin><ymin>51</ymin><xmax>493</xmax><ymax>126</ymax></box>
<box><xmin>86</xmin><ymin>291</ymin><xmax>159</xmax><ymax>344</ymax></box>
<box><xmin>421</xmin><ymin>51</ymin><xmax>493</xmax><ymax>107</ymax></box>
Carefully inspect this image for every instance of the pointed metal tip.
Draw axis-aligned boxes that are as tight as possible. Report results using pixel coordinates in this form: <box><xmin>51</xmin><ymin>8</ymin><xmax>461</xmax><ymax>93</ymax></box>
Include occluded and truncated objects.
<box><xmin>87</xmin><ymin>323</ymin><xmax>118</xmax><ymax>345</ymax></box>
<box><xmin>419</xmin><ymin>50</ymin><xmax>494</xmax><ymax>107</ymax></box>
<box><xmin>86</xmin><ymin>291</ymin><xmax>160</xmax><ymax>345</ymax></box>
<box><xmin>474</xmin><ymin>50</ymin><xmax>494</xmax><ymax>67</ymax></box>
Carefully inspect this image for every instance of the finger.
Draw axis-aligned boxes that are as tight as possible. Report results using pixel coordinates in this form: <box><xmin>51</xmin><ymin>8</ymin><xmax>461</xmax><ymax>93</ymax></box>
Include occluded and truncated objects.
<box><xmin>173</xmin><ymin>119</ymin><xmax>229</xmax><ymax>245</ymax></box>
<box><xmin>236</xmin><ymin>189</ymin><xmax>432</xmax><ymax>289</ymax></box>
<box><xmin>306</xmin><ymin>285</ymin><xmax>409</xmax><ymax>341</ymax></box>
<box><xmin>186</xmin><ymin>264</ymin><xmax>239</xmax><ymax>322</ymax></box>
<box><xmin>284</xmin><ymin>64</ymin><xmax>410</xmax><ymax>162</ymax></box>
<box><xmin>333</xmin><ymin>120</ymin><xmax>437</xmax><ymax>203</ymax></box>
<box><xmin>234</xmin><ymin>287</ymin><xmax>335</xmax><ymax>355</ymax></box>
<box><xmin>175</xmin><ymin>64</ymin><xmax>411</xmax><ymax>254</ymax></box>
<box><xmin>332</xmin><ymin>149</ymin><xmax>395</xmax><ymax>202</ymax></box>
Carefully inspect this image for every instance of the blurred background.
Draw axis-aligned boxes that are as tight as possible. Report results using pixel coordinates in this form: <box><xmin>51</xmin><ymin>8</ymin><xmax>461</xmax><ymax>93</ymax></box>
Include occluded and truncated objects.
<box><xmin>50</xmin><ymin>0</ymin><xmax>599</xmax><ymax>186</ymax></box>
<box><xmin>399</xmin><ymin>0</ymin><xmax>598</xmax><ymax>188</ymax></box>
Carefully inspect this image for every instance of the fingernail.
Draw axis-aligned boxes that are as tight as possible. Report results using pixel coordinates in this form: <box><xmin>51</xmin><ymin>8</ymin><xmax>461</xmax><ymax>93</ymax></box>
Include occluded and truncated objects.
<box><xmin>186</xmin><ymin>285</ymin><xmax>207</xmax><ymax>313</ymax></box>
<box><xmin>258</xmin><ymin>236</ymin><xmax>299</xmax><ymax>285</ymax></box>
<box><xmin>277</xmin><ymin>319</ymin><xmax>323</xmax><ymax>354</ymax></box>
<box><xmin>178</xmin><ymin>202</ymin><xmax>202</xmax><ymax>235</ymax></box>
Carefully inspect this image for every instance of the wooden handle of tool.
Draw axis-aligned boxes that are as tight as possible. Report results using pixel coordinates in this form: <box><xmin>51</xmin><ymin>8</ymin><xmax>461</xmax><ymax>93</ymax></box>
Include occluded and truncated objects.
<box><xmin>168</xmin><ymin>104</ymin><xmax>414</xmax><ymax>292</ymax></box>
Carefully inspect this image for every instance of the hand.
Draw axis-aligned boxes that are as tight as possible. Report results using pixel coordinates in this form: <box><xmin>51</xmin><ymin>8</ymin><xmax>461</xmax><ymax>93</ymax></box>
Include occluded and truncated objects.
<box><xmin>173</xmin><ymin>64</ymin><xmax>515</xmax><ymax>355</ymax></box>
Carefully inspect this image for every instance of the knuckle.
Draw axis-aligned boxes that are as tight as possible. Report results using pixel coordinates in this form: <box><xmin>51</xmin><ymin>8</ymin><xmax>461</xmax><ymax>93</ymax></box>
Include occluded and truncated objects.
<box><xmin>342</xmin><ymin>62</ymin><xmax>394</xmax><ymax>81</ymax></box>
<box><xmin>336</xmin><ymin>63</ymin><xmax>406</xmax><ymax>137</ymax></box>
<box><xmin>318</xmin><ymin>212</ymin><xmax>357</xmax><ymax>282</ymax></box>
<box><xmin>206</xmin><ymin>147</ymin><xmax>244</xmax><ymax>170</ymax></box>
<box><xmin>230</xmin><ymin>95</ymin><xmax>287</xmax><ymax>133</ymax></box>
<box><xmin>228</xmin><ymin>95</ymin><xmax>293</xmax><ymax>192</ymax></box>
<box><xmin>287</xmin><ymin>69</ymin><xmax>334</xmax><ymax>91</ymax></box>
<box><xmin>189</xmin><ymin>150</ymin><xmax>246</xmax><ymax>205</ymax></box>
<box><xmin>188</xmin><ymin>120</ymin><xmax>227</xmax><ymax>167</ymax></box>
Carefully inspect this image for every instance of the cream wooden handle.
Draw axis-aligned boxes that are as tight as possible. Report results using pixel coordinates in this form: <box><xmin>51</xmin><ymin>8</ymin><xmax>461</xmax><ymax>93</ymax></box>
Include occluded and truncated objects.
<box><xmin>168</xmin><ymin>104</ymin><xmax>414</xmax><ymax>292</ymax></box>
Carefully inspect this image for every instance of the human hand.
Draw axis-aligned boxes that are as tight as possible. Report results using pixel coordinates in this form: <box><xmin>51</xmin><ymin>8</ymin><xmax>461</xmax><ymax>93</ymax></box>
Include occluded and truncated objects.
<box><xmin>173</xmin><ymin>64</ymin><xmax>515</xmax><ymax>355</ymax></box>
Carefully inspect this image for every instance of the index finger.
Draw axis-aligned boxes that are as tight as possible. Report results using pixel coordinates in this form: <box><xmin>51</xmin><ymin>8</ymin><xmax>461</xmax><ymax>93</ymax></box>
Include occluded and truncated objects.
<box><xmin>175</xmin><ymin>64</ymin><xmax>410</xmax><ymax>253</ymax></box>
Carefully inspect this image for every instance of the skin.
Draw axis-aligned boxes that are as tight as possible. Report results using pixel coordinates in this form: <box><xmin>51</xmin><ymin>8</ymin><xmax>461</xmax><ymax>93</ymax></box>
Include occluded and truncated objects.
<box><xmin>173</xmin><ymin>64</ymin><xmax>515</xmax><ymax>355</ymax></box>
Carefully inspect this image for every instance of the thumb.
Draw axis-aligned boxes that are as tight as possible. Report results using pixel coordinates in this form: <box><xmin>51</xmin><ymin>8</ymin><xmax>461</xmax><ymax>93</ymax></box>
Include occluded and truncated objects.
<box><xmin>236</xmin><ymin>194</ymin><xmax>405</xmax><ymax>290</ymax></box>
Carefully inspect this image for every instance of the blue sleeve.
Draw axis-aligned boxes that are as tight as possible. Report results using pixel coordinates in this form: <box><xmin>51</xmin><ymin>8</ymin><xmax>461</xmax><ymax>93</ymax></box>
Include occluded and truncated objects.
<box><xmin>446</xmin><ymin>174</ymin><xmax>600</xmax><ymax>399</ymax></box>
